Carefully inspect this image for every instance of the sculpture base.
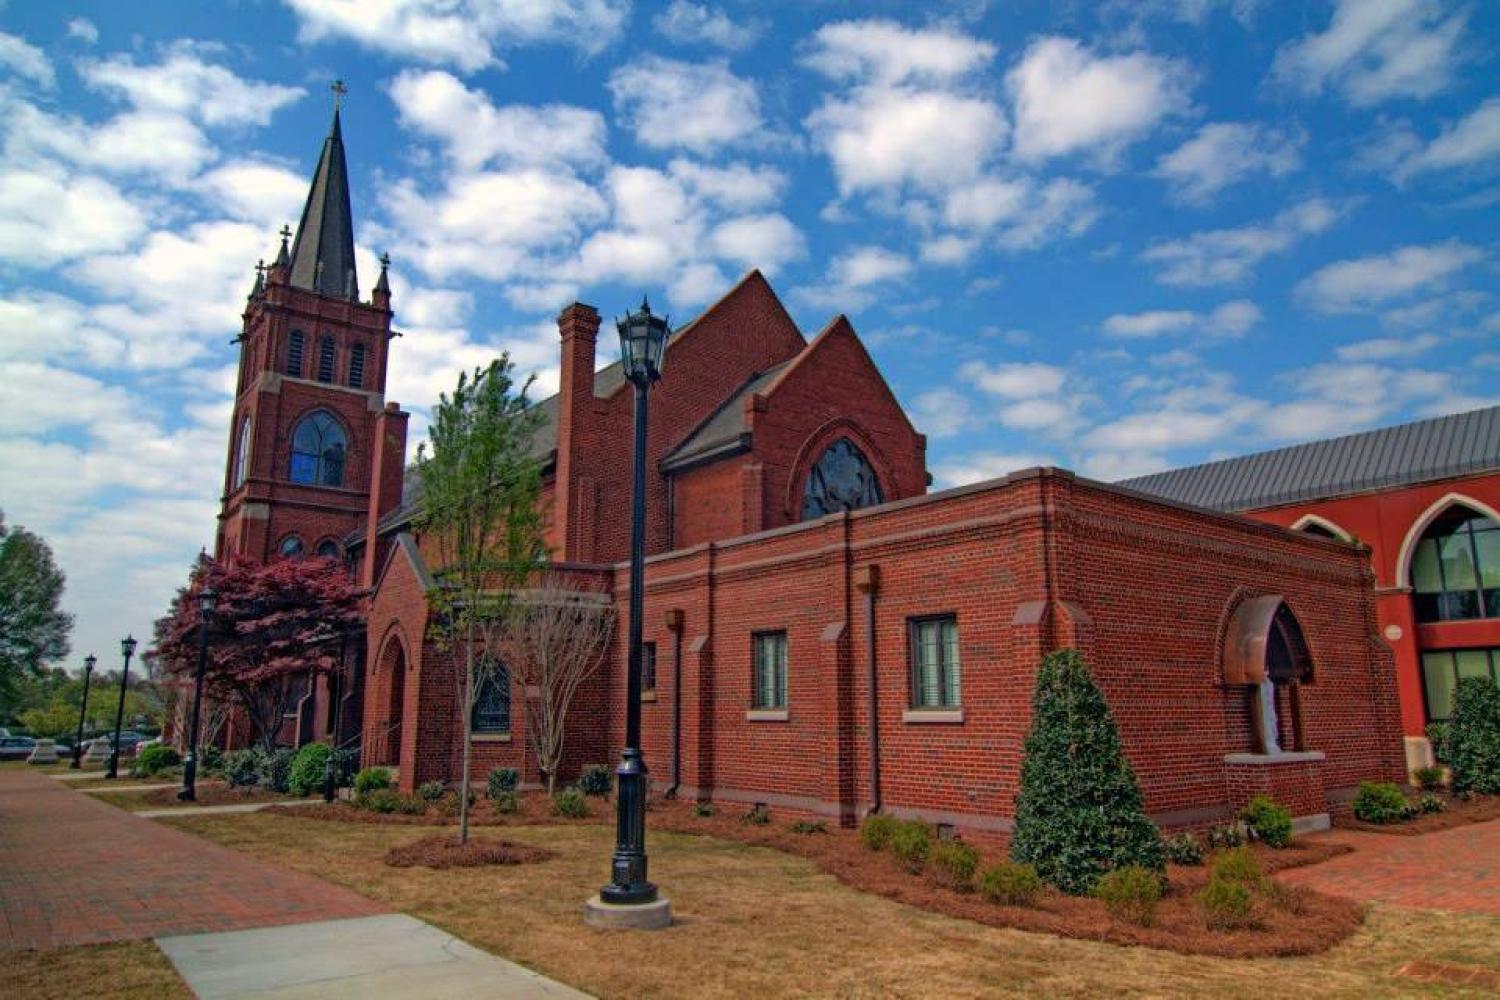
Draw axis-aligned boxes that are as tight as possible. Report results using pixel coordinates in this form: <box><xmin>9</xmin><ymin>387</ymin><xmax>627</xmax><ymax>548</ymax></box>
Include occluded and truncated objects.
<box><xmin>582</xmin><ymin>894</ymin><xmax>672</xmax><ymax>930</ymax></box>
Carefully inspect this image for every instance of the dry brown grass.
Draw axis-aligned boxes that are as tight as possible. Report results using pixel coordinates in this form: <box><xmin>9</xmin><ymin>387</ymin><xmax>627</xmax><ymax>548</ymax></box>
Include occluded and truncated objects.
<box><xmin>0</xmin><ymin>941</ymin><xmax>190</xmax><ymax>999</ymax></box>
<box><xmin>166</xmin><ymin>810</ymin><xmax>1500</xmax><ymax>999</ymax></box>
<box><xmin>385</xmin><ymin>834</ymin><xmax>556</xmax><ymax>869</ymax></box>
<box><xmin>89</xmin><ymin>782</ymin><xmax>293</xmax><ymax>813</ymax></box>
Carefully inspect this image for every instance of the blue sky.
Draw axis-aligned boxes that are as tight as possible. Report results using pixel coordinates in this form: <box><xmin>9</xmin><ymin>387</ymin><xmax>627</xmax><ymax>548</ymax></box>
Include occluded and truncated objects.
<box><xmin>1</xmin><ymin>1</ymin><xmax>1497</xmax><ymax>670</ymax></box>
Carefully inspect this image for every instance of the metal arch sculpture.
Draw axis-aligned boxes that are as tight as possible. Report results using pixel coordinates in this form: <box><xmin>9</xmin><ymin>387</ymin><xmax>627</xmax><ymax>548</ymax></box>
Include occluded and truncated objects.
<box><xmin>802</xmin><ymin>437</ymin><xmax>884</xmax><ymax>520</ymax></box>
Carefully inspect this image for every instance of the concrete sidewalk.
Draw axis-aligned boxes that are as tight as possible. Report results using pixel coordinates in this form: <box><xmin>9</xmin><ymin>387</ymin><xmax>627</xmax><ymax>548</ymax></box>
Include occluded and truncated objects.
<box><xmin>157</xmin><ymin>914</ymin><xmax>591</xmax><ymax>999</ymax></box>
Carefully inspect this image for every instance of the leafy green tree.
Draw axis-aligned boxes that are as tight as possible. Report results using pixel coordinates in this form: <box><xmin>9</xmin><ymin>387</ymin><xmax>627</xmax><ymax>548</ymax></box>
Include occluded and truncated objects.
<box><xmin>1011</xmin><ymin>648</ymin><xmax>1163</xmax><ymax>895</ymax></box>
<box><xmin>0</xmin><ymin>511</ymin><xmax>72</xmax><ymax>699</ymax></box>
<box><xmin>415</xmin><ymin>356</ymin><xmax>545</xmax><ymax>842</ymax></box>
<box><xmin>1447</xmin><ymin>676</ymin><xmax>1500</xmax><ymax>795</ymax></box>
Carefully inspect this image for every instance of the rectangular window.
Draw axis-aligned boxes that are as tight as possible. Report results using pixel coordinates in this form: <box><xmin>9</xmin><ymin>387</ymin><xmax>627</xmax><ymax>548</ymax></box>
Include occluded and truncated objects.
<box><xmin>348</xmin><ymin>344</ymin><xmax>365</xmax><ymax>388</ymax></box>
<box><xmin>752</xmin><ymin>631</ymin><xmax>787</xmax><ymax>710</ymax></box>
<box><xmin>472</xmin><ymin>666</ymin><xmax>511</xmax><ymax>733</ymax></box>
<box><xmin>640</xmin><ymin>642</ymin><xmax>657</xmax><ymax>697</ymax></box>
<box><xmin>286</xmin><ymin>331</ymin><xmax>305</xmax><ymax>377</ymax></box>
<box><xmin>909</xmin><ymin>615</ymin><xmax>960</xmax><ymax>709</ymax></box>
<box><xmin>317</xmin><ymin>337</ymin><xmax>335</xmax><ymax>383</ymax></box>
<box><xmin>1422</xmin><ymin>648</ymin><xmax>1500</xmax><ymax>721</ymax></box>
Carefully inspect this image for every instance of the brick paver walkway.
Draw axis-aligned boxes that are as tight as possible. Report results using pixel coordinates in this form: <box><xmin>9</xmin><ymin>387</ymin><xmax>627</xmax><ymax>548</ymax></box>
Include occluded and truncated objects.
<box><xmin>1281</xmin><ymin>820</ymin><xmax>1500</xmax><ymax>914</ymax></box>
<box><xmin>0</xmin><ymin>769</ymin><xmax>385</xmax><ymax>949</ymax></box>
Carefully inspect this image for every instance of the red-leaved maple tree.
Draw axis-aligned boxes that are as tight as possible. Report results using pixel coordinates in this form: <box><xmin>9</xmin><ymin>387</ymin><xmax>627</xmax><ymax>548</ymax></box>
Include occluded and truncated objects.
<box><xmin>149</xmin><ymin>554</ymin><xmax>363</xmax><ymax>750</ymax></box>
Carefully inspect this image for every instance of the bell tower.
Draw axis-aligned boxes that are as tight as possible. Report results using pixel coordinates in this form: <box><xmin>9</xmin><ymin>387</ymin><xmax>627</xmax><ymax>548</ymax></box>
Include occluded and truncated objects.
<box><xmin>217</xmin><ymin>90</ymin><xmax>408</xmax><ymax>564</ymax></box>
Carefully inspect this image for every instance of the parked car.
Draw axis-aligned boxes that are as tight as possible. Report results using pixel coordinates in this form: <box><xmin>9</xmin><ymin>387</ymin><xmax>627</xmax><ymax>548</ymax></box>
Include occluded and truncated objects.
<box><xmin>0</xmin><ymin>736</ymin><xmax>38</xmax><ymax>760</ymax></box>
<box><xmin>83</xmin><ymin>731</ymin><xmax>150</xmax><ymax>756</ymax></box>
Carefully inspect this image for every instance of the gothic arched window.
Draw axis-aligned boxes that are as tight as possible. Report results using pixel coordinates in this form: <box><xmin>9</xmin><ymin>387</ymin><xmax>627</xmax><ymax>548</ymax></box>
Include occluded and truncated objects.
<box><xmin>315</xmin><ymin>539</ymin><xmax>340</xmax><ymax>560</ymax></box>
<box><xmin>232</xmin><ymin>416</ymin><xmax>252</xmax><ymax>489</ymax></box>
<box><xmin>289</xmin><ymin>410</ymin><xmax>347</xmax><ymax>487</ymax></box>
<box><xmin>472</xmin><ymin>660</ymin><xmax>511</xmax><ymax>733</ymax></box>
<box><xmin>279</xmin><ymin>535</ymin><xmax>305</xmax><ymax>559</ymax></box>
<box><xmin>286</xmin><ymin>330</ymin><xmax>305</xmax><ymax>377</ymax></box>
<box><xmin>1411</xmin><ymin>507</ymin><xmax>1500</xmax><ymax>622</ymax></box>
<box><xmin>802</xmin><ymin>437</ymin><xmax>883</xmax><ymax>520</ymax></box>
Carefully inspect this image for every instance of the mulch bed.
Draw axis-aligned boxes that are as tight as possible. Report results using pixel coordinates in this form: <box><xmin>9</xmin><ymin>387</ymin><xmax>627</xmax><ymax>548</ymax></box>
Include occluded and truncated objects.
<box><xmin>137</xmin><ymin>783</ymin><xmax>292</xmax><ymax>808</ymax></box>
<box><xmin>263</xmin><ymin>792</ymin><xmax>604</xmax><ymax>826</ymax></box>
<box><xmin>1333</xmin><ymin>792</ymin><xmax>1500</xmax><ymax>836</ymax></box>
<box><xmin>384</xmin><ymin>834</ymin><xmax>556</xmax><ymax>869</ymax></box>
<box><xmin>643</xmin><ymin>801</ymin><xmax>1364</xmax><ymax>959</ymax></box>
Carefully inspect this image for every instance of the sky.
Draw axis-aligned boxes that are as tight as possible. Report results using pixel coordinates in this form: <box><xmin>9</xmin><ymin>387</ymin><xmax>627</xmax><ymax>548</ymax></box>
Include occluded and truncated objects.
<box><xmin>1</xmin><ymin>0</ymin><xmax>1497</xmax><ymax>674</ymax></box>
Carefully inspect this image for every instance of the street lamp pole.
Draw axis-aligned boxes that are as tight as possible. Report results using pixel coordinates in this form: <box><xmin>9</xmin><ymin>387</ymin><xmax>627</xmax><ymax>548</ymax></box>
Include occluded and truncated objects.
<box><xmin>178</xmin><ymin>587</ymin><xmax>217</xmax><ymax>801</ymax></box>
<box><xmin>586</xmin><ymin>297</ymin><xmax>672</xmax><ymax>930</ymax></box>
<box><xmin>105</xmin><ymin>635</ymin><xmax>137</xmax><ymax>780</ymax></box>
<box><xmin>70</xmin><ymin>654</ymin><xmax>96</xmax><ymax>769</ymax></box>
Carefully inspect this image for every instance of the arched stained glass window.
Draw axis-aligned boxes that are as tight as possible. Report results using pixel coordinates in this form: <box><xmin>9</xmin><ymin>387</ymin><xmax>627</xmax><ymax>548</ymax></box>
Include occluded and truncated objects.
<box><xmin>232</xmin><ymin>416</ymin><xmax>252</xmax><ymax>488</ymax></box>
<box><xmin>289</xmin><ymin>410</ymin><xmax>347</xmax><ymax>487</ymax></box>
<box><xmin>472</xmin><ymin>660</ymin><xmax>511</xmax><ymax>733</ymax></box>
<box><xmin>315</xmin><ymin>539</ymin><xmax>340</xmax><ymax>560</ymax></box>
<box><xmin>1411</xmin><ymin>508</ymin><xmax>1499</xmax><ymax>622</ymax></box>
<box><xmin>802</xmin><ymin>437</ymin><xmax>883</xmax><ymax>520</ymax></box>
<box><xmin>279</xmin><ymin>535</ymin><xmax>305</xmax><ymax>559</ymax></box>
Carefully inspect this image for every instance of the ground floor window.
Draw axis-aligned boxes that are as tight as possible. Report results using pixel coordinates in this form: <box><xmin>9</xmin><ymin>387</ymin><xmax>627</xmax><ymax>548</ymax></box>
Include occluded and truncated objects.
<box><xmin>640</xmin><ymin>642</ymin><xmax>657</xmax><ymax>698</ymax></box>
<box><xmin>472</xmin><ymin>661</ymin><xmax>511</xmax><ymax>733</ymax></box>
<box><xmin>1422</xmin><ymin>647</ymin><xmax>1500</xmax><ymax>721</ymax></box>
<box><xmin>752</xmin><ymin>632</ymin><xmax>787</xmax><ymax>709</ymax></box>
<box><xmin>909</xmin><ymin>615</ymin><xmax>960</xmax><ymax>709</ymax></box>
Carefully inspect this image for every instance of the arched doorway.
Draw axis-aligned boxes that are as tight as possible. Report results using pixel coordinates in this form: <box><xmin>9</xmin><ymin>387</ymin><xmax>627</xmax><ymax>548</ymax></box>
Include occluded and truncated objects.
<box><xmin>1224</xmin><ymin>596</ymin><xmax>1314</xmax><ymax>754</ymax></box>
<box><xmin>374</xmin><ymin>632</ymin><xmax>407</xmax><ymax>766</ymax></box>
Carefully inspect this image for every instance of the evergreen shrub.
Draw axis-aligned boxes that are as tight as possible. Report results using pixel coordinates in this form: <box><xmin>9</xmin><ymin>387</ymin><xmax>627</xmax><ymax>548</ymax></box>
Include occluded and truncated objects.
<box><xmin>1447</xmin><ymin>677</ymin><xmax>1500</xmax><ymax>795</ymax></box>
<box><xmin>859</xmin><ymin>814</ymin><xmax>900</xmax><ymax>851</ymax></box>
<box><xmin>1240</xmin><ymin>795</ymin><xmax>1293</xmax><ymax>848</ymax></box>
<box><xmin>263</xmin><ymin>747</ymin><xmax>296</xmax><ymax>793</ymax></box>
<box><xmin>929</xmin><ymin>841</ymin><xmax>981</xmax><ymax>890</ymax></box>
<box><xmin>1010</xmin><ymin>649</ymin><xmax>1164</xmax><ymax>894</ymax></box>
<box><xmin>354</xmin><ymin>767</ymin><xmax>392</xmax><ymax>794</ymax></box>
<box><xmin>890</xmin><ymin>820</ymin><xmax>932</xmax><ymax>873</ymax></box>
<box><xmin>790</xmin><ymin>819</ymin><xmax>827</xmax><ymax>835</ymax></box>
<box><xmin>288</xmin><ymin>743</ymin><xmax>332</xmax><ymax>796</ymax></box>
<box><xmin>198</xmin><ymin>744</ymin><xmax>225</xmax><ymax>775</ymax></box>
<box><xmin>1413</xmin><ymin>766</ymin><xmax>1445</xmax><ymax>791</ymax></box>
<box><xmin>1161</xmin><ymin>832</ymin><xmax>1204</xmax><ymax>866</ymax></box>
<box><xmin>978</xmin><ymin>863</ymin><xmax>1042</xmax><ymax>906</ymax></box>
<box><xmin>1418</xmin><ymin>792</ymin><xmax>1446</xmax><ymax>814</ymax></box>
<box><xmin>578</xmin><ymin>764</ymin><xmax>613</xmax><ymax>796</ymax></box>
<box><xmin>487</xmin><ymin>767</ymin><xmax>519</xmax><ymax>797</ymax></box>
<box><xmin>418</xmin><ymin>780</ymin><xmax>446</xmax><ymax>802</ymax></box>
<box><xmin>1352</xmin><ymin>781</ymin><xmax>1409</xmax><ymax>824</ymax></box>
<box><xmin>493</xmin><ymin>791</ymin><xmax>520</xmax><ymax>814</ymax></box>
<box><xmin>1093</xmin><ymin>866</ymin><xmax>1162</xmax><ymax>926</ymax></box>
<box><xmin>1197</xmin><ymin>877</ymin><xmax>1256</xmax><ymax>930</ymax></box>
<box><xmin>553</xmin><ymin>787</ymin><xmax>588</xmax><ymax>818</ymax></box>
<box><xmin>133</xmin><ymin>744</ymin><xmax>180</xmax><ymax>776</ymax></box>
<box><xmin>223</xmin><ymin>748</ymin><xmax>264</xmax><ymax>787</ymax></box>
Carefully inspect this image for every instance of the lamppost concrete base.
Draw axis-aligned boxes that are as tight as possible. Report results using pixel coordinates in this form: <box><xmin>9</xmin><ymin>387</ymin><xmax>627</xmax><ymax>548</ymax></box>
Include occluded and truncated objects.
<box><xmin>582</xmin><ymin>894</ymin><xmax>672</xmax><ymax>930</ymax></box>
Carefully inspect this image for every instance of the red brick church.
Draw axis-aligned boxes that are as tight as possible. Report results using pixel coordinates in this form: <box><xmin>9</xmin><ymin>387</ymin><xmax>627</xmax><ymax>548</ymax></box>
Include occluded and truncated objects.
<box><xmin>212</xmin><ymin>110</ymin><xmax>1497</xmax><ymax>838</ymax></box>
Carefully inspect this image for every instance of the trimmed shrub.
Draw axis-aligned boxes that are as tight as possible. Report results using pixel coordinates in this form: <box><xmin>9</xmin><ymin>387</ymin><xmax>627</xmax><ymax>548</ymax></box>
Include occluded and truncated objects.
<box><xmin>1353</xmin><ymin>781</ymin><xmax>1410</xmax><ymax>824</ymax></box>
<box><xmin>223</xmin><ymin>748</ymin><xmax>264</xmax><ymax>788</ymax></box>
<box><xmin>979</xmin><ymin>863</ymin><xmax>1043</xmax><ymax>907</ymax></box>
<box><xmin>693</xmin><ymin>802</ymin><xmax>716</xmax><ymax>818</ymax></box>
<box><xmin>1094</xmin><ymin>866</ymin><xmax>1162</xmax><ymax>927</ymax></box>
<box><xmin>198</xmin><ymin>744</ymin><xmax>225</xmax><ymax>776</ymax></box>
<box><xmin>790</xmin><ymin>819</ymin><xmax>827</xmax><ymax>835</ymax></box>
<box><xmin>1011</xmin><ymin>650</ymin><xmax>1164</xmax><ymax>895</ymax></box>
<box><xmin>133</xmin><ymin>744</ymin><xmax>181</xmax><ymax>776</ymax></box>
<box><xmin>397</xmin><ymin>794</ymin><xmax>426</xmax><ymax>815</ymax></box>
<box><xmin>288</xmin><ymin>743</ymin><xmax>333</xmax><ymax>797</ymax></box>
<box><xmin>578</xmin><ymin>764</ymin><xmax>613</xmax><ymax>797</ymax></box>
<box><xmin>860</xmin><ymin>814</ymin><xmax>900</xmax><ymax>851</ymax></box>
<box><xmin>1207</xmin><ymin>824</ymin><xmax>1244</xmax><ymax>850</ymax></box>
<box><xmin>1413</xmin><ymin>766</ymin><xmax>1445</xmax><ymax>791</ymax></box>
<box><xmin>354</xmin><ymin>767</ymin><xmax>392</xmax><ymax>794</ymax></box>
<box><xmin>487</xmin><ymin>768</ymin><xmax>519</xmax><ymax>798</ymax></box>
<box><xmin>1240</xmin><ymin>795</ymin><xmax>1293</xmax><ymax>848</ymax></box>
<box><xmin>263</xmin><ymin>747</ymin><xmax>296</xmax><ymax>793</ymax></box>
<box><xmin>355</xmin><ymin>788</ymin><xmax>403</xmax><ymax>813</ymax></box>
<box><xmin>1161</xmin><ymin>832</ymin><xmax>1204</xmax><ymax>866</ymax></box>
<box><xmin>1197</xmin><ymin>876</ymin><xmax>1257</xmax><ymax>930</ymax></box>
<box><xmin>418</xmin><ymin>780</ymin><xmax>446</xmax><ymax>802</ymax></box>
<box><xmin>1446</xmin><ymin>677</ymin><xmax>1500</xmax><ymax>795</ymax></box>
<box><xmin>1418</xmin><ymin>792</ymin><xmax>1446</xmax><ymax>814</ymax></box>
<box><xmin>1209</xmin><ymin>847</ymin><xmax>1267</xmax><ymax>891</ymax></box>
<box><xmin>740</xmin><ymin>803</ymin><xmax>771</xmax><ymax>825</ymax></box>
<box><xmin>890</xmin><ymin>820</ymin><xmax>932</xmax><ymax>874</ymax></box>
<box><xmin>929</xmin><ymin>841</ymin><xmax>981</xmax><ymax>891</ymax></box>
<box><xmin>492</xmin><ymin>791</ymin><xmax>520</xmax><ymax>814</ymax></box>
<box><xmin>553</xmin><ymin>787</ymin><xmax>588</xmax><ymax>818</ymax></box>
<box><xmin>1426</xmin><ymin>722</ymin><xmax>1449</xmax><ymax>764</ymax></box>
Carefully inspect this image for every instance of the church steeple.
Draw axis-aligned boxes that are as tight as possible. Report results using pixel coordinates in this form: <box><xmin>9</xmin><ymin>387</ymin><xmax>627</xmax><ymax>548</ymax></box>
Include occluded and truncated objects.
<box><xmin>288</xmin><ymin>85</ymin><xmax>358</xmax><ymax>301</ymax></box>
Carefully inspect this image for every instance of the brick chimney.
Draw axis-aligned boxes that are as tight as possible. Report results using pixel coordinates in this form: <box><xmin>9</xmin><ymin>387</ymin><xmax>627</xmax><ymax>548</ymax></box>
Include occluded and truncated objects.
<box><xmin>554</xmin><ymin>303</ymin><xmax>600</xmax><ymax>562</ymax></box>
<box><xmin>361</xmin><ymin>400</ymin><xmax>409</xmax><ymax>588</ymax></box>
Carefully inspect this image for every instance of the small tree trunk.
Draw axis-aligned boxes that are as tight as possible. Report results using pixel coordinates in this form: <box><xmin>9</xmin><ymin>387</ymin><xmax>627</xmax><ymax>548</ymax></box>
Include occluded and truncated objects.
<box><xmin>459</xmin><ymin>621</ymin><xmax>475</xmax><ymax>845</ymax></box>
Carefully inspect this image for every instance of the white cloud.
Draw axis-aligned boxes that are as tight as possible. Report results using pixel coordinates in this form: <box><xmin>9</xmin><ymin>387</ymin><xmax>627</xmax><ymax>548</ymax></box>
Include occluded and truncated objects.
<box><xmin>1296</xmin><ymin>242</ymin><xmax>1483</xmax><ymax>313</ymax></box>
<box><xmin>196</xmin><ymin>161</ymin><xmax>309</xmax><ymax>228</ymax></box>
<box><xmin>81</xmin><ymin>45</ymin><xmax>304</xmax><ymax>127</ymax></box>
<box><xmin>933</xmin><ymin>452</ymin><xmax>1055</xmax><ymax>488</ymax></box>
<box><xmin>795</xmin><ymin>245</ymin><xmax>911</xmax><ymax>310</ymax></box>
<box><xmin>801</xmin><ymin>19</ymin><xmax>996</xmax><ymax>86</ymax></box>
<box><xmin>1272</xmin><ymin>0</ymin><xmax>1466</xmax><ymax>106</ymax></box>
<box><xmin>1103</xmin><ymin>308</ymin><xmax>1195</xmax><ymax>338</ymax></box>
<box><xmin>0</xmin><ymin>30</ymin><xmax>55</xmax><ymax>88</ymax></box>
<box><xmin>67</xmin><ymin>19</ymin><xmax>100</xmax><ymax>45</ymax></box>
<box><xmin>653</xmin><ymin>1</ymin><xmax>764</xmax><ymax>51</ymax></box>
<box><xmin>709</xmin><ymin>214</ymin><xmax>806</xmax><ymax>274</ymax></box>
<box><xmin>609</xmin><ymin>57</ymin><xmax>763</xmax><ymax>154</ymax></box>
<box><xmin>1006</xmin><ymin>36</ymin><xmax>1190</xmax><ymax>163</ymax></box>
<box><xmin>1153</xmin><ymin>122</ymin><xmax>1302</xmax><ymax>204</ymax></box>
<box><xmin>389</xmin><ymin>69</ymin><xmax>605</xmax><ymax>171</ymax></box>
<box><xmin>0</xmin><ymin>166</ymin><xmax>147</xmax><ymax>268</ymax></box>
<box><xmin>960</xmin><ymin>360</ymin><xmax>1066</xmax><ymax>399</ymax></box>
<box><xmin>1143</xmin><ymin>197</ymin><xmax>1343</xmax><ymax>286</ymax></box>
<box><xmin>285</xmin><ymin>0</ymin><xmax>629</xmax><ymax>71</ymax></box>
<box><xmin>0</xmin><ymin>291</ymin><xmax>120</xmax><ymax>366</ymax></box>
<box><xmin>911</xmin><ymin>388</ymin><xmax>973</xmax><ymax>438</ymax></box>
<box><xmin>1334</xmin><ymin>333</ymin><xmax>1442</xmax><ymax>361</ymax></box>
<box><xmin>1398</xmin><ymin>97</ymin><xmax>1500</xmax><ymax>179</ymax></box>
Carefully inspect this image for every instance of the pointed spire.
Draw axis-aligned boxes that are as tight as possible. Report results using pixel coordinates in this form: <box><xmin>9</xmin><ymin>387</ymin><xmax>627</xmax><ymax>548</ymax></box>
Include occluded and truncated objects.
<box><xmin>274</xmin><ymin>226</ymin><xmax>291</xmax><ymax>268</ymax></box>
<box><xmin>375</xmin><ymin>252</ymin><xmax>391</xmax><ymax>294</ymax></box>
<box><xmin>249</xmin><ymin>260</ymin><xmax>266</xmax><ymax>299</ymax></box>
<box><xmin>287</xmin><ymin>82</ymin><xmax>358</xmax><ymax>300</ymax></box>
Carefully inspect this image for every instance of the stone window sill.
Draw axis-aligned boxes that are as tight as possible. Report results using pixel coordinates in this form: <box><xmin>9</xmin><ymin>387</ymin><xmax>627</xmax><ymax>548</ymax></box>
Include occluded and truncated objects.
<box><xmin>641</xmin><ymin>691</ymin><xmax>658</xmax><ymax>703</ymax></box>
<box><xmin>903</xmin><ymin>708</ymin><xmax>964</xmax><ymax>724</ymax></box>
<box><xmin>473</xmin><ymin>733</ymin><xmax>512</xmax><ymax>743</ymax></box>
<box><xmin>1223</xmin><ymin>750</ymin><xmax>1325</xmax><ymax>765</ymax></box>
<box><xmin>746</xmin><ymin>709</ymin><xmax>789</xmax><ymax>722</ymax></box>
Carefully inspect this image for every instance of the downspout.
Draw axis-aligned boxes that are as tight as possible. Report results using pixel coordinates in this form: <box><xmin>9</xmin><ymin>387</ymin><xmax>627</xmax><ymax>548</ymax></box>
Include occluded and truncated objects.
<box><xmin>665</xmin><ymin>607</ymin><xmax>684</xmax><ymax>798</ymax></box>
<box><xmin>856</xmin><ymin>565</ymin><xmax>881</xmax><ymax>814</ymax></box>
<box><xmin>1038</xmin><ymin>473</ymin><xmax>1060</xmax><ymax>652</ymax></box>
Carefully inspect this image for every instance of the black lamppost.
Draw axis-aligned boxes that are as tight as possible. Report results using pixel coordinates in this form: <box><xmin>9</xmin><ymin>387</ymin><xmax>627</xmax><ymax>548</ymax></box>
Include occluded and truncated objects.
<box><xmin>178</xmin><ymin>587</ymin><xmax>217</xmax><ymax>801</ymax></box>
<box><xmin>105</xmin><ymin>635</ymin><xmax>137</xmax><ymax>780</ymax></box>
<box><xmin>70</xmin><ymin>654</ymin><xmax>96</xmax><ymax>769</ymax></box>
<box><xmin>586</xmin><ymin>297</ymin><xmax>672</xmax><ymax>929</ymax></box>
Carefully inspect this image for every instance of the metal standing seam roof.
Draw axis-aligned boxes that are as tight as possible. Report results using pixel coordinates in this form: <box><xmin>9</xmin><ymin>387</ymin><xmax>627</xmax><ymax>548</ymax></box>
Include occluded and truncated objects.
<box><xmin>1117</xmin><ymin>405</ymin><xmax>1500</xmax><ymax>511</ymax></box>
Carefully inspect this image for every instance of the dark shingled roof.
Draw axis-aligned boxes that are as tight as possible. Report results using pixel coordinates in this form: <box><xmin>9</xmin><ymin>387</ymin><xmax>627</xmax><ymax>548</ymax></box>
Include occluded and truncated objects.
<box><xmin>1118</xmin><ymin>405</ymin><xmax>1500</xmax><ymax>511</ymax></box>
<box><xmin>661</xmin><ymin>362</ymin><xmax>790</xmax><ymax>470</ymax></box>
<box><xmin>288</xmin><ymin>109</ymin><xmax>359</xmax><ymax>300</ymax></box>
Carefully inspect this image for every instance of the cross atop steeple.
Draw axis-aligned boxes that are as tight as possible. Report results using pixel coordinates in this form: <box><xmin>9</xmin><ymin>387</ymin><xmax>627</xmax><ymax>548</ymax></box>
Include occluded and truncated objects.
<box><xmin>331</xmin><ymin>79</ymin><xmax>348</xmax><ymax>112</ymax></box>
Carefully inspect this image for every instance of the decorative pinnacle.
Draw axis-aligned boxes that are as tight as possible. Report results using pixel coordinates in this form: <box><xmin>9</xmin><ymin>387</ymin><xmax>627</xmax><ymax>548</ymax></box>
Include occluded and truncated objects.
<box><xmin>379</xmin><ymin>251</ymin><xmax>390</xmax><ymax>270</ymax></box>
<box><xmin>332</xmin><ymin>79</ymin><xmax>348</xmax><ymax>111</ymax></box>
